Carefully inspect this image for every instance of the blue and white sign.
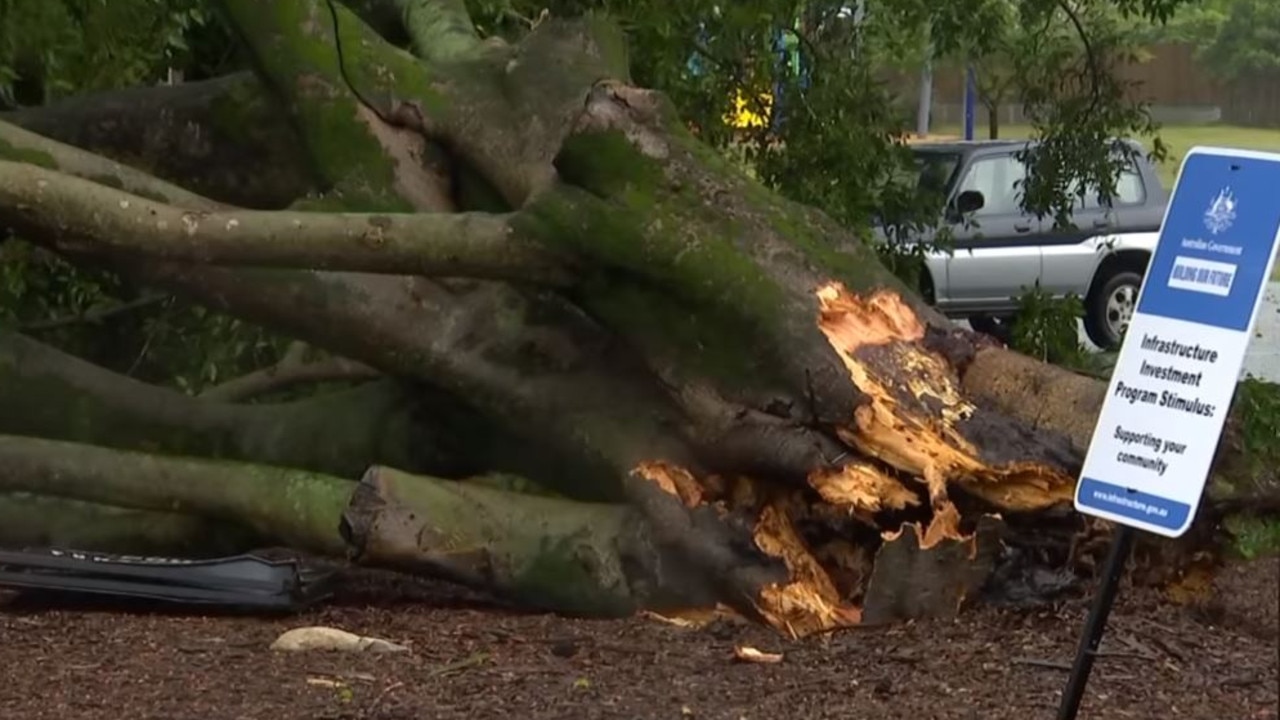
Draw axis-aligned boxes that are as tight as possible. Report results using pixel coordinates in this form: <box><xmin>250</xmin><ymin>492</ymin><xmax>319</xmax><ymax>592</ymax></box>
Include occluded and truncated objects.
<box><xmin>1075</xmin><ymin>147</ymin><xmax>1280</xmax><ymax>538</ymax></box>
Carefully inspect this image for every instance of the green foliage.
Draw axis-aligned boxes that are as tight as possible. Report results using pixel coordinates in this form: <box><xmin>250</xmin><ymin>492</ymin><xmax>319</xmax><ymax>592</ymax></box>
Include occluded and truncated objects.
<box><xmin>1234</xmin><ymin>376</ymin><xmax>1280</xmax><ymax>479</ymax></box>
<box><xmin>1003</xmin><ymin>3</ymin><xmax>1169</xmax><ymax>227</ymax></box>
<box><xmin>1198</xmin><ymin>0</ymin><xmax>1280</xmax><ymax>80</ymax></box>
<box><xmin>1008</xmin><ymin>282</ymin><xmax>1091</xmax><ymax>367</ymax></box>
<box><xmin>0</xmin><ymin>241</ymin><xmax>288</xmax><ymax>392</ymax></box>
<box><xmin>461</xmin><ymin>0</ymin><xmax>1191</xmax><ymax>283</ymax></box>
<box><xmin>0</xmin><ymin>241</ymin><xmax>125</xmax><ymax>332</ymax></box>
<box><xmin>1134</xmin><ymin>0</ymin><xmax>1230</xmax><ymax>45</ymax></box>
<box><xmin>1141</xmin><ymin>0</ymin><xmax>1280</xmax><ymax>81</ymax></box>
<box><xmin>0</xmin><ymin>0</ymin><xmax>232</xmax><ymax>108</ymax></box>
<box><xmin>0</xmin><ymin>0</ymin><xmax>275</xmax><ymax>393</ymax></box>
<box><xmin>1213</xmin><ymin>376</ymin><xmax>1280</xmax><ymax>556</ymax></box>
<box><xmin>1225</xmin><ymin>514</ymin><xmax>1280</xmax><ymax>559</ymax></box>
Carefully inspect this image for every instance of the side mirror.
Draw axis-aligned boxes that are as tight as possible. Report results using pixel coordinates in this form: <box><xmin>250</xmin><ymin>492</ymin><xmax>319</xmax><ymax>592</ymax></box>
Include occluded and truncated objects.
<box><xmin>955</xmin><ymin>190</ymin><xmax>985</xmax><ymax>215</ymax></box>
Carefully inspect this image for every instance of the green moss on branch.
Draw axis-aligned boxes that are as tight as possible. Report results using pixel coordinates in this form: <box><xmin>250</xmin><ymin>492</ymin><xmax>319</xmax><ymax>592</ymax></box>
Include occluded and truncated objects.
<box><xmin>3</xmin><ymin>74</ymin><xmax>315</xmax><ymax>208</ymax></box>
<box><xmin>526</xmin><ymin>126</ymin><xmax>846</xmax><ymax>417</ymax></box>
<box><xmin>344</xmin><ymin>466</ymin><xmax>645</xmax><ymax>615</ymax></box>
<box><xmin>0</xmin><ymin>160</ymin><xmax>568</xmax><ymax>281</ymax></box>
<box><xmin>0</xmin><ymin>435</ymin><xmax>354</xmax><ymax>555</ymax></box>
<box><xmin>0</xmin><ymin>120</ymin><xmax>219</xmax><ymax>210</ymax></box>
<box><xmin>0</xmin><ymin>330</ymin><xmax>469</xmax><ymax>478</ymax></box>
<box><xmin>0</xmin><ymin>436</ymin><xmax>749</xmax><ymax>619</ymax></box>
<box><xmin>219</xmin><ymin>0</ymin><xmax>444</xmax><ymax>209</ymax></box>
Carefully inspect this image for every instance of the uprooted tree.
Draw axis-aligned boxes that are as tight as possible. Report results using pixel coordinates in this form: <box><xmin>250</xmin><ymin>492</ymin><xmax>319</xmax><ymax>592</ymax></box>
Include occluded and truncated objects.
<box><xmin>0</xmin><ymin>0</ymin><xmax>1269</xmax><ymax>636</ymax></box>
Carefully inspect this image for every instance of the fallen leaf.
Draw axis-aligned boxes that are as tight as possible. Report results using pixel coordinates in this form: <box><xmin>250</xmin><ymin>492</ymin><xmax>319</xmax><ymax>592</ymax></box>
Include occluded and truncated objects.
<box><xmin>733</xmin><ymin>645</ymin><xmax>783</xmax><ymax>664</ymax></box>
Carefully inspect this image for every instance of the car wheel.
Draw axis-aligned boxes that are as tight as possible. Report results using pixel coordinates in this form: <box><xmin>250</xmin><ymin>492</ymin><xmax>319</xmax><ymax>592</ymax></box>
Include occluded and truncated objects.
<box><xmin>1085</xmin><ymin>270</ymin><xmax>1142</xmax><ymax>350</ymax></box>
<box><xmin>969</xmin><ymin>314</ymin><xmax>1015</xmax><ymax>344</ymax></box>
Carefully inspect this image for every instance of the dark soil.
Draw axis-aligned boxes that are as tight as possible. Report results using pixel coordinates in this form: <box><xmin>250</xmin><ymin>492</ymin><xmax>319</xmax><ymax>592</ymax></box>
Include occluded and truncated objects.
<box><xmin>1</xmin><ymin>557</ymin><xmax>1275</xmax><ymax>720</ymax></box>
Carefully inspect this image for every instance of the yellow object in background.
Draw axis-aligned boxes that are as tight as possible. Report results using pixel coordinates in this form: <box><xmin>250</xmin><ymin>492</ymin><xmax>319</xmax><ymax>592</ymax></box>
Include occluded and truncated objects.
<box><xmin>725</xmin><ymin>89</ymin><xmax>773</xmax><ymax>129</ymax></box>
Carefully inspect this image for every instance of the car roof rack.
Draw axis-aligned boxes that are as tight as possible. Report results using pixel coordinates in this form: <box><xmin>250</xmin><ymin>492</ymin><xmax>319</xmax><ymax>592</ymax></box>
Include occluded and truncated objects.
<box><xmin>0</xmin><ymin>548</ymin><xmax>334</xmax><ymax>612</ymax></box>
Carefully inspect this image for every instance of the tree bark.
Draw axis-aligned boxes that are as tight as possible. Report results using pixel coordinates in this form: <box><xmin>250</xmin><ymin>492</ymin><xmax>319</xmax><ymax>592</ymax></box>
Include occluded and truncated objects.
<box><xmin>958</xmin><ymin>343</ymin><xmax>1278</xmax><ymax>507</ymax></box>
<box><xmin>0</xmin><ymin>434</ymin><xmax>355</xmax><ymax>555</ymax></box>
<box><xmin>0</xmin><ymin>435</ymin><xmax>778</xmax><ymax>619</ymax></box>
<box><xmin>0</xmin><ymin>120</ymin><xmax>221</xmax><ymax>211</ymax></box>
<box><xmin>0</xmin><ymin>330</ymin><xmax>476</xmax><ymax>478</ymax></box>
<box><xmin>0</xmin><ymin>493</ymin><xmax>262</xmax><ymax>557</ymax></box>
<box><xmin>0</xmin><ymin>160</ymin><xmax>568</xmax><ymax>282</ymax></box>
<box><xmin>1</xmin><ymin>74</ymin><xmax>314</xmax><ymax>208</ymax></box>
<box><xmin>197</xmin><ymin>343</ymin><xmax>379</xmax><ymax>402</ymax></box>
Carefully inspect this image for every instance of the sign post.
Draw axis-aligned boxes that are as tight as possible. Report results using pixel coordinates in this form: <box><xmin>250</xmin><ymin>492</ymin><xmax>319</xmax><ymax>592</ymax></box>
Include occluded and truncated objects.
<box><xmin>1058</xmin><ymin>146</ymin><xmax>1280</xmax><ymax>720</ymax></box>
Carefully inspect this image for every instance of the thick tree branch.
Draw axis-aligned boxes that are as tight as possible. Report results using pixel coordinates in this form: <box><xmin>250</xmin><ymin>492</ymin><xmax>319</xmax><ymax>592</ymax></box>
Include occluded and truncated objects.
<box><xmin>0</xmin><ymin>120</ymin><xmax>222</xmax><ymax>211</ymax></box>
<box><xmin>123</xmin><ymin>260</ymin><xmax>698</xmax><ymax>498</ymax></box>
<box><xmin>0</xmin><ymin>493</ymin><xmax>261</xmax><ymax>557</ymax></box>
<box><xmin>0</xmin><ymin>160</ymin><xmax>570</xmax><ymax>283</ymax></box>
<box><xmin>220</xmin><ymin>0</ymin><xmax>448</xmax><ymax>210</ymax></box>
<box><xmin>0</xmin><ymin>329</ymin><xmax>476</xmax><ymax>478</ymax></box>
<box><xmin>1</xmin><ymin>115</ymin><xmax>666</xmax><ymax>495</ymax></box>
<box><xmin>0</xmin><ymin>434</ymin><xmax>744</xmax><ymax>618</ymax></box>
<box><xmin>0</xmin><ymin>434</ymin><xmax>355</xmax><ymax>555</ymax></box>
<box><xmin>958</xmin><ymin>344</ymin><xmax>1280</xmax><ymax>508</ymax></box>
<box><xmin>1</xmin><ymin>74</ymin><xmax>314</xmax><ymax>208</ymax></box>
<box><xmin>431</xmin><ymin>16</ymin><xmax>633</xmax><ymax>205</ymax></box>
<box><xmin>199</xmin><ymin>342</ymin><xmax>380</xmax><ymax>402</ymax></box>
<box><xmin>0</xmin><ymin>432</ymin><xmax>805</xmax><ymax>623</ymax></box>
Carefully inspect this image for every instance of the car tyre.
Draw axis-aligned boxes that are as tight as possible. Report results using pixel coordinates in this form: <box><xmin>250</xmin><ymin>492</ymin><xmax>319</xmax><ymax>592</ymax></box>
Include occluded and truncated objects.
<box><xmin>1084</xmin><ymin>270</ymin><xmax>1142</xmax><ymax>350</ymax></box>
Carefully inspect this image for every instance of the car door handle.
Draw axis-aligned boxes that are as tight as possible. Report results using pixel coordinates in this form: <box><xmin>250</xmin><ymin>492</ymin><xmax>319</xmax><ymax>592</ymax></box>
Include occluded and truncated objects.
<box><xmin>1014</xmin><ymin>222</ymin><xmax>1032</xmax><ymax>232</ymax></box>
<box><xmin>1092</xmin><ymin>217</ymin><xmax>1111</xmax><ymax>228</ymax></box>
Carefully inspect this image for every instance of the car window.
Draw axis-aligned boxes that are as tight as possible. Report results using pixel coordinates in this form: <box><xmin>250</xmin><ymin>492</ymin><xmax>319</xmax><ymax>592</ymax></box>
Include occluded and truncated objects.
<box><xmin>955</xmin><ymin>154</ymin><xmax>1027</xmax><ymax>216</ymax></box>
<box><xmin>1068</xmin><ymin>164</ymin><xmax>1147</xmax><ymax>209</ymax></box>
<box><xmin>910</xmin><ymin>151</ymin><xmax>962</xmax><ymax>199</ymax></box>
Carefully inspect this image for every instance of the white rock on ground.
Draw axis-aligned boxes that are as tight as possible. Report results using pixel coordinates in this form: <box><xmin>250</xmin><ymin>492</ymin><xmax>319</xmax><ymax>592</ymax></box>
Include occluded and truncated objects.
<box><xmin>269</xmin><ymin>626</ymin><xmax>409</xmax><ymax>653</ymax></box>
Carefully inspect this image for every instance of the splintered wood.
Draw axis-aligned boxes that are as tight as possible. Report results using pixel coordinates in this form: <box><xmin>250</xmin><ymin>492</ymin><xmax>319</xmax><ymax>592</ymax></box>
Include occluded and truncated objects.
<box><xmin>635</xmin><ymin>283</ymin><xmax>1079</xmax><ymax>638</ymax></box>
<box><xmin>815</xmin><ymin>281</ymin><xmax>1076</xmax><ymax>520</ymax></box>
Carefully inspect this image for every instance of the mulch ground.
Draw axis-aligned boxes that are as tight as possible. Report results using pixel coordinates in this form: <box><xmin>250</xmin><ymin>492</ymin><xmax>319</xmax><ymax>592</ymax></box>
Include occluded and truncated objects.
<box><xmin>1</xmin><ymin>556</ymin><xmax>1275</xmax><ymax>720</ymax></box>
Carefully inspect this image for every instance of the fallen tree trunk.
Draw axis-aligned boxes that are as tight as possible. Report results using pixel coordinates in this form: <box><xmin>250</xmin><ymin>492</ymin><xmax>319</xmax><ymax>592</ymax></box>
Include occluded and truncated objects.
<box><xmin>0</xmin><ymin>435</ymin><xmax>747</xmax><ymax>618</ymax></box>
<box><xmin>0</xmin><ymin>433</ymin><xmax>1018</xmax><ymax>629</ymax></box>
<box><xmin>0</xmin><ymin>0</ymin><xmax>1268</xmax><ymax>636</ymax></box>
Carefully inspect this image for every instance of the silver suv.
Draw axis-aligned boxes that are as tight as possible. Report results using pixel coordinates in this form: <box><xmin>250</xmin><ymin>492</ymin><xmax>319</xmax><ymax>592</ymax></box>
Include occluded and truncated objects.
<box><xmin>892</xmin><ymin>139</ymin><xmax>1168</xmax><ymax>349</ymax></box>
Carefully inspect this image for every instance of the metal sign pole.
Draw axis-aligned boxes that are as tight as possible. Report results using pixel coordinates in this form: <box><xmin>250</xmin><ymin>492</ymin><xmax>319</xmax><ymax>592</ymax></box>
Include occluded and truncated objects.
<box><xmin>1055</xmin><ymin>524</ymin><xmax>1136</xmax><ymax>720</ymax></box>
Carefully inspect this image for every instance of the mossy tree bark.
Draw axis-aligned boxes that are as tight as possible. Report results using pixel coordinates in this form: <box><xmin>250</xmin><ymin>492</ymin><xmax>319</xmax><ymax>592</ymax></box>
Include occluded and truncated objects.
<box><xmin>0</xmin><ymin>0</ymin><xmax>1261</xmax><ymax>636</ymax></box>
